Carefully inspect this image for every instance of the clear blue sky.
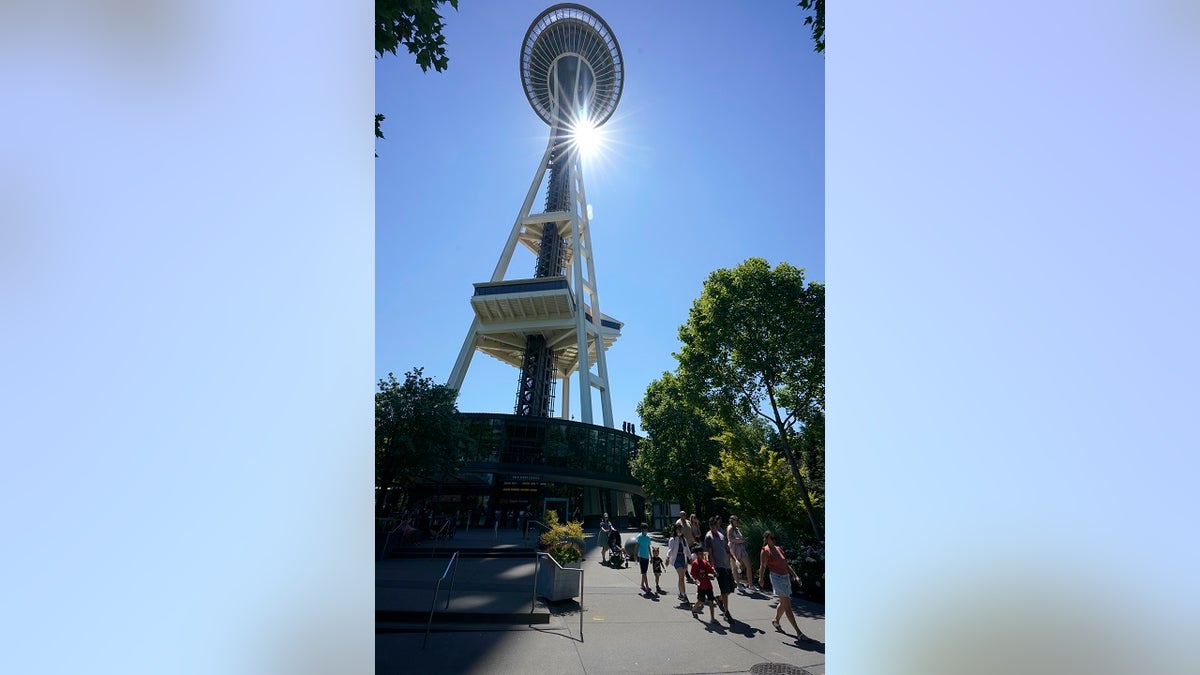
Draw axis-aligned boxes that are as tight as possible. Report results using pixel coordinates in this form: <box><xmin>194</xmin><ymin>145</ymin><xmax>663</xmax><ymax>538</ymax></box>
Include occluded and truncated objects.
<box><xmin>376</xmin><ymin>0</ymin><xmax>824</xmax><ymax>427</ymax></box>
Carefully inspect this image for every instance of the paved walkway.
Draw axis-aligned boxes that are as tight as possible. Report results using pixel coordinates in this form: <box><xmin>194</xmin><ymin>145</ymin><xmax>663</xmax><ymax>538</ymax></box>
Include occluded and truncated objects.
<box><xmin>377</xmin><ymin>530</ymin><xmax>824</xmax><ymax>674</ymax></box>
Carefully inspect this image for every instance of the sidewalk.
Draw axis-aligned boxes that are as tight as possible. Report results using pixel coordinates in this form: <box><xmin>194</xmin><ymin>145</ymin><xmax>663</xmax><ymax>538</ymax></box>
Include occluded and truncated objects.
<box><xmin>376</xmin><ymin>530</ymin><xmax>824</xmax><ymax>674</ymax></box>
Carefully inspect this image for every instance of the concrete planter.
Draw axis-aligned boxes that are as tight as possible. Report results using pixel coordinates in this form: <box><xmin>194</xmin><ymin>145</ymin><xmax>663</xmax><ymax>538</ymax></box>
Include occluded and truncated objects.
<box><xmin>536</xmin><ymin>553</ymin><xmax>582</xmax><ymax>602</ymax></box>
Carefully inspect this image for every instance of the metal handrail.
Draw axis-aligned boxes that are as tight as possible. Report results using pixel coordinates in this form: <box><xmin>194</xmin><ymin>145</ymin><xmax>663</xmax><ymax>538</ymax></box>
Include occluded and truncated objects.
<box><xmin>531</xmin><ymin>551</ymin><xmax>585</xmax><ymax>642</ymax></box>
<box><xmin>421</xmin><ymin>550</ymin><xmax>461</xmax><ymax>649</ymax></box>
<box><xmin>379</xmin><ymin>518</ymin><xmax>412</xmax><ymax>561</ymax></box>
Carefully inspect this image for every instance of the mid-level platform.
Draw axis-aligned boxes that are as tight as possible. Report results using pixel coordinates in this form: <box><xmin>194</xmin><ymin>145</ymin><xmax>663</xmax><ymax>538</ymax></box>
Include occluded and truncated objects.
<box><xmin>468</xmin><ymin>277</ymin><xmax>622</xmax><ymax>374</ymax></box>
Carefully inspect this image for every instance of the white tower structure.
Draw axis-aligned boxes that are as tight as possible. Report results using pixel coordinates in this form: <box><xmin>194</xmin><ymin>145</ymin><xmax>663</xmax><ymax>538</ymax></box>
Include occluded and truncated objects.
<box><xmin>447</xmin><ymin>3</ymin><xmax>623</xmax><ymax>427</ymax></box>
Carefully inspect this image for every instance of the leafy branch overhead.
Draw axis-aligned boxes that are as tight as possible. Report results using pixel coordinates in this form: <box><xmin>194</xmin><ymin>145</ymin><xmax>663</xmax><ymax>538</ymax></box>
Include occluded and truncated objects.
<box><xmin>375</xmin><ymin>0</ymin><xmax>459</xmax><ymax>145</ymax></box>
<box><xmin>797</xmin><ymin>0</ymin><xmax>824</xmax><ymax>53</ymax></box>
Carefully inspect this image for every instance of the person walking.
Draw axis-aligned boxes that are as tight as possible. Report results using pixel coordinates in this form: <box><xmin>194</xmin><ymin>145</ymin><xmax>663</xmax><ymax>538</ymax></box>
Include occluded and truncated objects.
<box><xmin>756</xmin><ymin>530</ymin><xmax>808</xmax><ymax>640</ymax></box>
<box><xmin>635</xmin><ymin>522</ymin><xmax>653</xmax><ymax>595</ymax></box>
<box><xmin>704</xmin><ymin>515</ymin><xmax>736</xmax><ymax>621</ymax></box>
<box><xmin>598</xmin><ymin>513</ymin><xmax>614</xmax><ymax>563</ymax></box>
<box><xmin>675</xmin><ymin>510</ymin><xmax>696</xmax><ymax>583</ymax></box>
<box><xmin>666</xmin><ymin>523</ymin><xmax>690</xmax><ymax>604</ymax></box>
<box><xmin>726</xmin><ymin>515</ymin><xmax>756</xmax><ymax>592</ymax></box>
<box><xmin>651</xmin><ymin>546</ymin><xmax>666</xmax><ymax>595</ymax></box>
<box><xmin>689</xmin><ymin>547</ymin><xmax>717</xmax><ymax>622</ymax></box>
<box><xmin>689</xmin><ymin>514</ymin><xmax>703</xmax><ymax>553</ymax></box>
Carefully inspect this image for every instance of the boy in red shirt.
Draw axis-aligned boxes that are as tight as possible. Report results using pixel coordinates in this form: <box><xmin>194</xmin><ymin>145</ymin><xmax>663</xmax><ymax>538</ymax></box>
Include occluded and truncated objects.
<box><xmin>689</xmin><ymin>547</ymin><xmax>717</xmax><ymax>622</ymax></box>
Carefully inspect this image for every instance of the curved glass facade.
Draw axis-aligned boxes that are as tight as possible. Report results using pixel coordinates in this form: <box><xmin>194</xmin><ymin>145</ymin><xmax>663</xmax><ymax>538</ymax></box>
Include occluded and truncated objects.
<box><xmin>399</xmin><ymin>413</ymin><xmax>645</xmax><ymax>529</ymax></box>
<box><xmin>461</xmin><ymin>413</ymin><xmax>639</xmax><ymax>483</ymax></box>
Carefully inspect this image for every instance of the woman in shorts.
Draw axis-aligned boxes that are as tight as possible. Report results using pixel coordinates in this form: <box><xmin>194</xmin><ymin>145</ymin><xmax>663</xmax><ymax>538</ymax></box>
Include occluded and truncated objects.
<box><xmin>665</xmin><ymin>523</ymin><xmax>690</xmax><ymax>603</ymax></box>
<box><xmin>756</xmin><ymin>531</ymin><xmax>808</xmax><ymax>640</ymax></box>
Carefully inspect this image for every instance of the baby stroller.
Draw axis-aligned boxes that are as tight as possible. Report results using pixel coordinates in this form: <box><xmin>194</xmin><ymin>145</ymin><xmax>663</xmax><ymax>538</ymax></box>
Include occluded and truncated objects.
<box><xmin>607</xmin><ymin>531</ymin><xmax>628</xmax><ymax>568</ymax></box>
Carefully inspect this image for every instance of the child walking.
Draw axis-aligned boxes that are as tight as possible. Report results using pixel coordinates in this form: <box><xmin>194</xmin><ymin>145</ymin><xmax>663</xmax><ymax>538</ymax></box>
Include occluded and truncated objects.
<box><xmin>689</xmin><ymin>547</ymin><xmax>717</xmax><ymax>622</ymax></box>
<box><xmin>636</xmin><ymin>522</ymin><xmax>653</xmax><ymax>595</ymax></box>
<box><xmin>650</xmin><ymin>546</ymin><xmax>666</xmax><ymax>594</ymax></box>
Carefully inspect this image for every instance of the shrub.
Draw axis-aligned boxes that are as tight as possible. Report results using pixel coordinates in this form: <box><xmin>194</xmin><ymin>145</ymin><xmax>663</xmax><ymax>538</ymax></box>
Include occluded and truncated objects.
<box><xmin>539</xmin><ymin>510</ymin><xmax>585</xmax><ymax>567</ymax></box>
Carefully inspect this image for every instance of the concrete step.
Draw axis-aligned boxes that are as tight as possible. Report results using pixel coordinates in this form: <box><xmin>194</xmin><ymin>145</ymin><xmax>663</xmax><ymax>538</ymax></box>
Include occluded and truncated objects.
<box><xmin>375</xmin><ymin>609</ymin><xmax>551</xmax><ymax>632</ymax></box>
<box><xmin>385</xmin><ymin>548</ymin><xmax>537</xmax><ymax>560</ymax></box>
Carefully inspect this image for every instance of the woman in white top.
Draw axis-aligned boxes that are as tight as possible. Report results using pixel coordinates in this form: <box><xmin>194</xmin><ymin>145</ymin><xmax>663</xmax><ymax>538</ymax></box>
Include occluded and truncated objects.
<box><xmin>665</xmin><ymin>523</ymin><xmax>690</xmax><ymax>604</ymax></box>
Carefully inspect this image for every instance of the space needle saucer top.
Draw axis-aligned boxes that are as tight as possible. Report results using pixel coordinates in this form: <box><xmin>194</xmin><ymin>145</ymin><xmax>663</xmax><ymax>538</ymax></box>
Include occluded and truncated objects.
<box><xmin>520</xmin><ymin>3</ymin><xmax>624</xmax><ymax>128</ymax></box>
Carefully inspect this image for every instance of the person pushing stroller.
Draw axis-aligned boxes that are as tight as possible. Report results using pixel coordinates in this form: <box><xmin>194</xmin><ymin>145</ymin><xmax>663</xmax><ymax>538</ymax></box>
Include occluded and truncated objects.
<box><xmin>599</xmin><ymin>513</ymin><xmax>626</xmax><ymax>566</ymax></box>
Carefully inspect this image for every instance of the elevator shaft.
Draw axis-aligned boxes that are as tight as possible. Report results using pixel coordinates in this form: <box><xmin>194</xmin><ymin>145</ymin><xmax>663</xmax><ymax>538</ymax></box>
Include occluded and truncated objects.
<box><xmin>514</xmin><ymin>128</ymin><xmax>574</xmax><ymax>417</ymax></box>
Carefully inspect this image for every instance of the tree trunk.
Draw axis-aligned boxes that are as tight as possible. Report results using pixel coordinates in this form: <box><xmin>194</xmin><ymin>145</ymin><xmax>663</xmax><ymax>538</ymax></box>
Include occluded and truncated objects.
<box><xmin>767</xmin><ymin>387</ymin><xmax>823</xmax><ymax>541</ymax></box>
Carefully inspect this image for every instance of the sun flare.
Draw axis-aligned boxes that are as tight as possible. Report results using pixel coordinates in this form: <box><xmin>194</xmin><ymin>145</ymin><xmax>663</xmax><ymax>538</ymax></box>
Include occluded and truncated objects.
<box><xmin>567</xmin><ymin>118</ymin><xmax>605</xmax><ymax>159</ymax></box>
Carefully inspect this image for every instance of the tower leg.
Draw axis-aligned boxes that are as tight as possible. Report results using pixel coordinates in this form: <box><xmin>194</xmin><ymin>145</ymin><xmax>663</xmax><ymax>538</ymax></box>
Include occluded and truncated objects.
<box><xmin>593</xmin><ymin>332</ymin><xmax>614</xmax><ymax>427</ymax></box>
<box><xmin>560</xmin><ymin>372</ymin><xmax>571</xmax><ymax>420</ymax></box>
<box><xmin>448</xmin><ymin>318</ymin><xmax>480</xmax><ymax>392</ymax></box>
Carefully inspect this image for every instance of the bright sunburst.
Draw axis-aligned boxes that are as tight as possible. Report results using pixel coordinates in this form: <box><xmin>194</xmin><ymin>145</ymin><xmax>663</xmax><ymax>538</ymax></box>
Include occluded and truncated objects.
<box><xmin>567</xmin><ymin>117</ymin><xmax>606</xmax><ymax>160</ymax></box>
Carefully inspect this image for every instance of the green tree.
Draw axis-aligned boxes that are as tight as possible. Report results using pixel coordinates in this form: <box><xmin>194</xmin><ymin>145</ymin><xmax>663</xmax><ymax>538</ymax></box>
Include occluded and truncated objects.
<box><xmin>375</xmin><ymin>0</ymin><xmax>459</xmax><ymax>143</ymax></box>
<box><xmin>708</xmin><ymin>443</ymin><xmax>805</xmax><ymax>533</ymax></box>
<box><xmin>676</xmin><ymin>258</ymin><xmax>825</xmax><ymax>539</ymax></box>
<box><xmin>798</xmin><ymin>0</ymin><xmax>825</xmax><ymax>53</ymax></box>
<box><xmin>375</xmin><ymin>367</ymin><xmax>474</xmax><ymax>514</ymax></box>
<box><xmin>631</xmin><ymin>372</ymin><xmax>721</xmax><ymax>513</ymax></box>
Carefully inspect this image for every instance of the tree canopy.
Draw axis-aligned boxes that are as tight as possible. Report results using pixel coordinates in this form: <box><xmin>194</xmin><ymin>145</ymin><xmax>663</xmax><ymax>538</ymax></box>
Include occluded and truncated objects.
<box><xmin>675</xmin><ymin>258</ymin><xmax>825</xmax><ymax>538</ymax></box>
<box><xmin>375</xmin><ymin>367</ymin><xmax>474</xmax><ymax>513</ymax></box>
<box><xmin>708</xmin><ymin>441</ymin><xmax>805</xmax><ymax>532</ymax></box>
<box><xmin>631</xmin><ymin>372</ymin><xmax>722</xmax><ymax>512</ymax></box>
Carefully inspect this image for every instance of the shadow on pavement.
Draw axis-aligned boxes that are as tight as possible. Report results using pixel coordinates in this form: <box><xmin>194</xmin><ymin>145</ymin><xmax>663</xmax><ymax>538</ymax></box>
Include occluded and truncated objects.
<box><xmin>545</xmin><ymin>599</ymin><xmax>581</xmax><ymax>617</ymax></box>
<box><xmin>784</xmin><ymin>637</ymin><xmax>826</xmax><ymax>654</ymax></box>
<box><xmin>724</xmin><ymin>619</ymin><xmax>766</xmax><ymax>638</ymax></box>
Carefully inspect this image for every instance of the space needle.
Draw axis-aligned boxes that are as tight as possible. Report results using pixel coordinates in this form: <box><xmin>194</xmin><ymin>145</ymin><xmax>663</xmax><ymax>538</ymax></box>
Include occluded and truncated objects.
<box><xmin>447</xmin><ymin>3</ymin><xmax>624</xmax><ymax>427</ymax></box>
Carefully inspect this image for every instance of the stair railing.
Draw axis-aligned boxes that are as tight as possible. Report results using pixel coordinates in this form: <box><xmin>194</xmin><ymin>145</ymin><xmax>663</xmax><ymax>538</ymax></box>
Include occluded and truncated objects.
<box><xmin>379</xmin><ymin>518</ymin><xmax>412</xmax><ymax>561</ymax></box>
<box><xmin>530</xmin><ymin>551</ymin><xmax>585</xmax><ymax>641</ymax></box>
<box><xmin>421</xmin><ymin>550</ymin><xmax>461</xmax><ymax>649</ymax></box>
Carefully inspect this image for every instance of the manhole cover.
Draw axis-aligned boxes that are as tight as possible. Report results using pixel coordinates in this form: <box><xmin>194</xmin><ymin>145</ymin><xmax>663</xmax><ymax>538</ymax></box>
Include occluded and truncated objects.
<box><xmin>749</xmin><ymin>664</ymin><xmax>811</xmax><ymax>675</ymax></box>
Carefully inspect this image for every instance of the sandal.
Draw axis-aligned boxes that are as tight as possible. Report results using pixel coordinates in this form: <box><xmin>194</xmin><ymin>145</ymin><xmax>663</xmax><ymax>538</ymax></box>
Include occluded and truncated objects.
<box><xmin>772</xmin><ymin>620</ymin><xmax>783</xmax><ymax>632</ymax></box>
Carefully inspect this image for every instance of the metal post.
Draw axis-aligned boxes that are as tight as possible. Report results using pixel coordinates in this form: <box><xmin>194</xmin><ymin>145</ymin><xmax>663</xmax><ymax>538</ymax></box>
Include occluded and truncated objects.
<box><xmin>422</xmin><ymin>551</ymin><xmax>459</xmax><ymax>650</ymax></box>
<box><xmin>531</xmin><ymin>552</ymin><xmax>540</xmax><ymax>614</ymax></box>
<box><xmin>579</xmin><ymin>568</ymin><xmax>584</xmax><ymax>640</ymax></box>
<box><xmin>446</xmin><ymin>551</ymin><xmax>459</xmax><ymax>611</ymax></box>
